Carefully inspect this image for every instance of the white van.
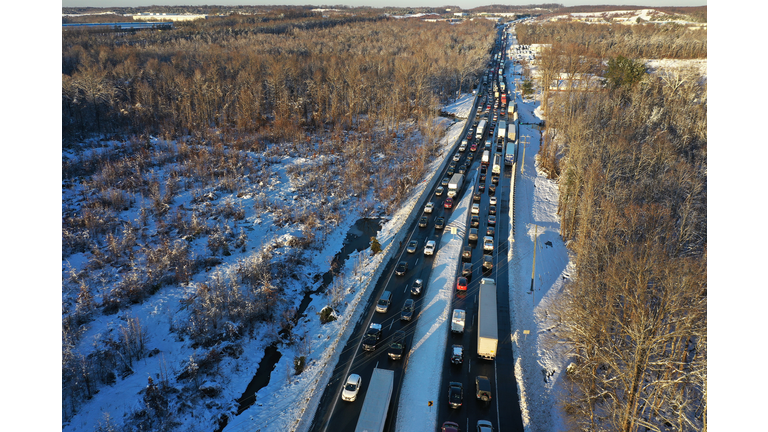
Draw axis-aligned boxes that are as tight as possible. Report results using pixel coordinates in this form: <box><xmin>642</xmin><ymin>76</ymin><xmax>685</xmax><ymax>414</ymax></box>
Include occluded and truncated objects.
<box><xmin>376</xmin><ymin>291</ymin><xmax>392</xmax><ymax>313</ymax></box>
<box><xmin>451</xmin><ymin>309</ymin><xmax>466</xmax><ymax>333</ymax></box>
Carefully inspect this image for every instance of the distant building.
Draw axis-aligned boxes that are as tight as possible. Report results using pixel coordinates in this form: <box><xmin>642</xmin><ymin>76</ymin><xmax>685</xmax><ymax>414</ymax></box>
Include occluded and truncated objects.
<box><xmin>453</xmin><ymin>12</ymin><xmax>468</xmax><ymax>17</ymax></box>
<box><xmin>132</xmin><ymin>13</ymin><xmax>206</xmax><ymax>22</ymax></box>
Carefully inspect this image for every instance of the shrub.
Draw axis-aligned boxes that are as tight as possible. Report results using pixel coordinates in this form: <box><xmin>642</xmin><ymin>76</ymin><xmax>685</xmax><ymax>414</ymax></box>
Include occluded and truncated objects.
<box><xmin>293</xmin><ymin>355</ymin><xmax>306</xmax><ymax>375</ymax></box>
<box><xmin>319</xmin><ymin>306</ymin><xmax>336</xmax><ymax>324</ymax></box>
<box><xmin>370</xmin><ymin>236</ymin><xmax>382</xmax><ymax>254</ymax></box>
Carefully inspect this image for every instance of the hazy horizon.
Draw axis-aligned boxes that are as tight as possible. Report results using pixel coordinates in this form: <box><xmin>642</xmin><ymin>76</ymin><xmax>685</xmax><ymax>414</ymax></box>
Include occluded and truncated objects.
<box><xmin>62</xmin><ymin>1</ymin><xmax>707</xmax><ymax>10</ymax></box>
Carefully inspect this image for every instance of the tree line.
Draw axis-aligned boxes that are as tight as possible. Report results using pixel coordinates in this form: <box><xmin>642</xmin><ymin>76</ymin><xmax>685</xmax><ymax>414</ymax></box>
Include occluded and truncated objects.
<box><xmin>517</xmin><ymin>21</ymin><xmax>707</xmax><ymax>60</ymax></box>
<box><xmin>62</xmin><ymin>13</ymin><xmax>494</xmax><ymax>143</ymax></box>
<box><xmin>524</xmin><ymin>22</ymin><xmax>707</xmax><ymax>431</ymax></box>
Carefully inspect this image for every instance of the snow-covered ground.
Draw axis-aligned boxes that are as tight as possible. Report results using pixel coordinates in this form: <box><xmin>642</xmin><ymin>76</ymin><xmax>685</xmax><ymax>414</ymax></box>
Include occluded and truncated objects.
<box><xmin>61</xmin><ymin>88</ymin><xmax>475</xmax><ymax>432</ymax></box>
<box><xmin>58</xmin><ymin>18</ymin><xmax>708</xmax><ymax>432</ymax></box>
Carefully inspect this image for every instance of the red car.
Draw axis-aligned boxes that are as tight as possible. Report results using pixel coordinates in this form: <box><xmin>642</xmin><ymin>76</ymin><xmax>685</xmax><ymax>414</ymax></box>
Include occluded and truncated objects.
<box><xmin>470</xmin><ymin>143</ymin><xmax>478</xmax><ymax>152</ymax></box>
<box><xmin>456</xmin><ymin>276</ymin><xmax>468</xmax><ymax>291</ymax></box>
<box><xmin>444</xmin><ymin>197</ymin><xmax>453</xmax><ymax>209</ymax></box>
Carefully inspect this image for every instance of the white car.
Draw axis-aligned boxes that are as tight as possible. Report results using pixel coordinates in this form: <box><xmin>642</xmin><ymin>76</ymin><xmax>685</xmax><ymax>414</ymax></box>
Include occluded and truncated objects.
<box><xmin>425</xmin><ymin>202</ymin><xmax>435</xmax><ymax>214</ymax></box>
<box><xmin>489</xmin><ymin>196</ymin><xmax>497</xmax><ymax>206</ymax></box>
<box><xmin>424</xmin><ymin>240</ymin><xmax>436</xmax><ymax>256</ymax></box>
<box><xmin>483</xmin><ymin>236</ymin><xmax>494</xmax><ymax>251</ymax></box>
<box><xmin>453</xmin><ymin>154</ymin><xmax>461</xmax><ymax>162</ymax></box>
<box><xmin>341</xmin><ymin>374</ymin><xmax>362</xmax><ymax>402</ymax></box>
<box><xmin>472</xmin><ymin>203</ymin><xmax>480</xmax><ymax>214</ymax></box>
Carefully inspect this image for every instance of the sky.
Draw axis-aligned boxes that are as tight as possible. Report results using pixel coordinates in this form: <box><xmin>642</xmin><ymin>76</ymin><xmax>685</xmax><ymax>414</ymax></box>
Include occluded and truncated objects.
<box><xmin>61</xmin><ymin>1</ymin><xmax>708</xmax><ymax>10</ymax></box>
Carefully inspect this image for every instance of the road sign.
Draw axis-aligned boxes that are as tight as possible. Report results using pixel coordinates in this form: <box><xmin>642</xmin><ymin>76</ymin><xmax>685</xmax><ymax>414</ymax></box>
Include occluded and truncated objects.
<box><xmin>428</xmin><ymin>401</ymin><xmax>433</xmax><ymax>407</ymax></box>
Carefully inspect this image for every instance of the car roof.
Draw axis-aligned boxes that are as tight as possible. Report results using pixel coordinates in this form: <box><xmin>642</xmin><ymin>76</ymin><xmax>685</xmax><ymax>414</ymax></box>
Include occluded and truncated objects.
<box><xmin>348</xmin><ymin>373</ymin><xmax>361</xmax><ymax>381</ymax></box>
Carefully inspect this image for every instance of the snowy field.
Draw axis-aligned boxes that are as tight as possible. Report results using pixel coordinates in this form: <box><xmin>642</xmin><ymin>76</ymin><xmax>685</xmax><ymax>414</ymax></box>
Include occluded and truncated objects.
<box><xmin>52</xmin><ymin>14</ymin><xmax>711</xmax><ymax>432</ymax></box>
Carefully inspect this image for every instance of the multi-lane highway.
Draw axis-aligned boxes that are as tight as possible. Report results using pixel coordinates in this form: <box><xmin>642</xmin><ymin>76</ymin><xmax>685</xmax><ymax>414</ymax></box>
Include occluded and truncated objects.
<box><xmin>309</xmin><ymin>25</ymin><xmax>523</xmax><ymax>432</ymax></box>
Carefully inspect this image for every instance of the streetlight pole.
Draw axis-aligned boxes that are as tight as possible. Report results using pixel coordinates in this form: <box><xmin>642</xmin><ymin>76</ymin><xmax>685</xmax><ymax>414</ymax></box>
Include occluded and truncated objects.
<box><xmin>531</xmin><ymin>224</ymin><xmax>538</xmax><ymax>304</ymax></box>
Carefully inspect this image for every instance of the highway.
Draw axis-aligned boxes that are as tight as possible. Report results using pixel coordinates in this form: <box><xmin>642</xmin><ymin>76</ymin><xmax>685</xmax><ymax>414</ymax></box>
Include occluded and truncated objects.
<box><xmin>309</xmin><ymin>25</ymin><xmax>522</xmax><ymax>432</ymax></box>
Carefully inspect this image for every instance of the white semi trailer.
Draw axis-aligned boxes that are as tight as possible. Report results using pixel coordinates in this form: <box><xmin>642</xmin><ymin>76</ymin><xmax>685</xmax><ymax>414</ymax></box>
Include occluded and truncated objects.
<box><xmin>477</xmin><ymin>278</ymin><xmax>498</xmax><ymax>360</ymax></box>
<box><xmin>354</xmin><ymin>368</ymin><xmax>395</xmax><ymax>432</ymax></box>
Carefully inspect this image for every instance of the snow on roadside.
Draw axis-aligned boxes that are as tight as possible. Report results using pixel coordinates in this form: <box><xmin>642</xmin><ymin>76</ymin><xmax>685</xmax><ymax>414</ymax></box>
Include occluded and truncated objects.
<box><xmin>395</xmin><ymin>176</ymin><xmax>476</xmax><ymax>432</ymax></box>
<box><xmin>224</xmin><ymin>102</ymin><xmax>474</xmax><ymax>432</ymax></box>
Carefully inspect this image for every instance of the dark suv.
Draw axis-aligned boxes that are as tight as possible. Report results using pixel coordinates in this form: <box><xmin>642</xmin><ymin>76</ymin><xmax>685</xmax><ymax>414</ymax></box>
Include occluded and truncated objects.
<box><xmin>395</xmin><ymin>261</ymin><xmax>408</xmax><ymax>276</ymax></box>
<box><xmin>449</xmin><ymin>382</ymin><xmax>464</xmax><ymax>409</ymax></box>
<box><xmin>462</xmin><ymin>245</ymin><xmax>472</xmax><ymax>261</ymax></box>
<box><xmin>476</xmin><ymin>376</ymin><xmax>492</xmax><ymax>403</ymax></box>
<box><xmin>388</xmin><ymin>330</ymin><xmax>406</xmax><ymax>360</ymax></box>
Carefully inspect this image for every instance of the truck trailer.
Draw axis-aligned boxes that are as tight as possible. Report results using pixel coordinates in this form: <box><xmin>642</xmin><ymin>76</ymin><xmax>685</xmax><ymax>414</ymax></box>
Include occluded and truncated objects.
<box><xmin>477</xmin><ymin>278</ymin><xmax>498</xmax><ymax>360</ymax></box>
<box><xmin>492</xmin><ymin>154</ymin><xmax>502</xmax><ymax>176</ymax></box>
<box><xmin>354</xmin><ymin>368</ymin><xmax>395</xmax><ymax>432</ymax></box>
<box><xmin>447</xmin><ymin>173</ymin><xmax>465</xmax><ymax>198</ymax></box>
<box><xmin>475</xmin><ymin>119</ymin><xmax>487</xmax><ymax>141</ymax></box>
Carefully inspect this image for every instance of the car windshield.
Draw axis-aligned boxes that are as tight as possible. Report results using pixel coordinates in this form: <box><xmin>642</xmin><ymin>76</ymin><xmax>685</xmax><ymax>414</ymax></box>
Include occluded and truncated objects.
<box><xmin>345</xmin><ymin>382</ymin><xmax>357</xmax><ymax>391</ymax></box>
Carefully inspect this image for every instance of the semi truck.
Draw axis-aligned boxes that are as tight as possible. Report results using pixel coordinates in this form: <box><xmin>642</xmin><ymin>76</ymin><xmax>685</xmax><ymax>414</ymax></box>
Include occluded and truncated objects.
<box><xmin>477</xmin><ymin>278</ymin><xmax>498</xmax><ymax>360</ymax></box>
<box><xmin>504</xmin><ymin>141</ymin><xmax>516</xmax><ymax>166</ymax></box>
<box><xmin>507</xmin><ymin>101</ymin><xmax>517</xmax><ymax>116</ymax></box>
<box><xmin>475</xmin><ymin>119</ymin><xmax>487</xmax><ymax>141</ymax></box>
<box><xmin>354</xmin><ymin>368</ymin><xmax>395</xmax><ymax>432</ymax></box>
<box><xmin>497</xmin><ymin>121</ymin><xmax>507</xmax><ymax>145</ymax></box>
<box><xmin>447</xmin><ymin>173</ymin><xmax>465</xmax><ymax>198</ymax></box>
<box><xmin>492</xmin><ymin>153</ymin><xmax>502</xmax><ymax>176</ymax></box>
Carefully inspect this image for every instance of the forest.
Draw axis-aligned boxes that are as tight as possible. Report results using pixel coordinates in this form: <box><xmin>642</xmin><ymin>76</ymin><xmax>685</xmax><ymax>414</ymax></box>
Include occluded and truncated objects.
<box><xmin>61</xmin><ymin>11</ymin><xmax>495</xmax><ymax>427</ymax></box>
<box><xmin>519</xmin><ymin>21</ymin><xmax>707</xmax><ymax>432</ymax></box>
<box><xmin>61</xmin><ymin>8</ymin><xmax>707</xmax><ymax>431</ymax></box>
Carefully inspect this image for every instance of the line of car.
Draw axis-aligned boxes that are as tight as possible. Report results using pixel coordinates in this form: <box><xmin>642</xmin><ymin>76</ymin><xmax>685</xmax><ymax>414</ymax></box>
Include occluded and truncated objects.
<box><xmin>439</xmin><ymin>26</ymin><xmax>514</xmax><ymax>432</ymax></box>
<box><xmin>341</xmin><ymin>28</ymin><xmax>512</xmax><ymax>432</ymax></box>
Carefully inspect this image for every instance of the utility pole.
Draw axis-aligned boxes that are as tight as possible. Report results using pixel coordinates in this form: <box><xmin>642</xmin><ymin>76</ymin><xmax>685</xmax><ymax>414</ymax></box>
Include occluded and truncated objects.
<box><xmin>531</xmin><ymin>224</ymin><xmax>538</xmax><ymax>304</ymax></box>
<box><xmin>520</xmin><ymin>135</ymin><xmax>530</xmax><ymax>175</ymax></box>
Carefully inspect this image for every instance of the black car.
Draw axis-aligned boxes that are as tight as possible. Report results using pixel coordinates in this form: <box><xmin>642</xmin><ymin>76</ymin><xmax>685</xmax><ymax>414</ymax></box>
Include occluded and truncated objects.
<box><xmin>451</xmin><ymin>344</ymin><xmax>464</xmax><ymax>365</ymax></box>
<box><xmin>468</xmin><ymin>228</ymin><xmax>479</xmax><ymax>242</ymax></box>
<box><xmin>388</xmin><ymin>330</ymin><xmax>406</xmax><ymax>360</ymax></box>
<box><xmin>435</xmin><ymin>217</ymin><xmax>446</xmax><ymax>230</ymax></box>
<box><xmin>489</xmin><ymin>205</ymin><xmax>496</xmax><ymax>215</ymax></box>
<box><xmin>491</xmin><ymin>175</ymin><xmax>499</xmax><ymax>185</ymax></box>
<box><xmin>395</xmin><ymin>261</ymin><xmax>408</xmax><ymax>276</ymax></box>
<box><xmin>458</xmin><ymin>164</ymin><xmax>468</xmax><ymax>175</ymax></box>
<box><xmin>476</xmin><ymin>376</ymin><xmax>492</xmax><ymax>403</ymax></box>
<box><xmin>462</xmin><ymin>262</ymin><xmax>473</xmax><ymax>278</ymax></box>
<box><xmin>446</xmin><ymin>167</ymin><xmax>455</xmax><ymax>177</ymax></box>
<box><xmin>473</xmin><ymin>191</ymin><xmax>482</xmax><ymax>202</ymax></box>
<box><xmin>362</xmin><ymin>323</ymin><xmax>382</xmax><ymax>352</ymax></box>
<box><xmin>488</xmin><ymin>183</ymin><xmax>496</xmax><ymax>195</ymax></box>
<box><xmin>462</xmin><ymin>245</ymin><xmax>472</xmax><ymax>261</ymax></box>
<box><xmin>449</xmin><ymin>382</ymin><xmax>464</xmax><ymax>409</ymax></box>
<box><xmin>482</xmin><ymin>255</ymin><xmax>493</xmax><ymax>271</ymax></box>
<box><xmin>411</xmin><ymin>279</ymin><xmax>424</xmax><ymax>296</ymax></box>
<box><xmin>401</xmin><ymin>299</ymin><xmax>415</xmax><ymax>321</ymax></box>
<box><xmin>478</xmin><ymin>183</ymin><xmax>485</xmax><ymax>193</ymax></box>
<box><xmin>471</xmin><ymin>215</ymin><xmax>480</xmax><ymax>228</ymax></box>
<box><xmin>486</xmin><ymin>226</ymin><xmax>495</xmax><ymax>237</ymax></box>
<box><xmin>419</xmin><ymin>216</ymin><xmax>429</xmax><ymax>228</ymax></box>
<box><xmin>480</xmin><ymin>174</ymin><xmax>487</xmax><ymax>183</ymax></box>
